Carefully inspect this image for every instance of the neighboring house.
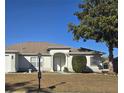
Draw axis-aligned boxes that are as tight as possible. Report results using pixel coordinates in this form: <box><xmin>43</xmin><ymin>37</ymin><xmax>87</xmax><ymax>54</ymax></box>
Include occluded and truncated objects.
<box><xmin>5</xmin><ymin>42</ymin><xmax>104</xmax><ymax>73</ymax></box>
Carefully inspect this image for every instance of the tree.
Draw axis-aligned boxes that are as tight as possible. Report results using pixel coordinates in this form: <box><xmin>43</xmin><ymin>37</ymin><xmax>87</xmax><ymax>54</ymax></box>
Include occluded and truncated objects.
<box><xmin>68</xmin><ymin>0</ymin><xmax>118</xmax><ymax>72</ymax></box>
<box><xmin>113</xmin><ymin>57</ymin><xmax>118</xmax><ymax>74</ymax></box>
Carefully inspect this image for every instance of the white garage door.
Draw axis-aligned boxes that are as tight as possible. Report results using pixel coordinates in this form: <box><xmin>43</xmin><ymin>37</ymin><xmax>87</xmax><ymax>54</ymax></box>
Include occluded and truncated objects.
<box><xmin>5</xmin><ymin>55</ymin><xmax>11</xmax><ymax>73</ymax></box>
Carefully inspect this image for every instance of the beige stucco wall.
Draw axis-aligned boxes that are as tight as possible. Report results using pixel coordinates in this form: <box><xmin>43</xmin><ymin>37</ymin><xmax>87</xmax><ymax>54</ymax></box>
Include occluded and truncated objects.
<box><xmin>86</xmin><ymin>56</ymin><xmax>91</xmax><ymax>66</ymax></box>
<box><xmin>42</xmin><ymin>56</ymin><xmax>52</xmax><ymax>71</ymax></box>
<box><xmin>6</xmin><ymin>50</ymin><xmax>102</xmax><ymax>73</ymax></box>
<box><xmin>67</xmin><ymin>55</ymin><xmax>74</xmax><ymax>72</ymax></box>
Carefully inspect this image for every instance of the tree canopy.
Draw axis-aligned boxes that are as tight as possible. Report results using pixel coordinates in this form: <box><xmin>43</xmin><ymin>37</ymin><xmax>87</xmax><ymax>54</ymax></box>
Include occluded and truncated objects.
<box><xmin>68</xmin><ymin>0</ymin><xmax>118</xmax><ymax>48</ymax></box>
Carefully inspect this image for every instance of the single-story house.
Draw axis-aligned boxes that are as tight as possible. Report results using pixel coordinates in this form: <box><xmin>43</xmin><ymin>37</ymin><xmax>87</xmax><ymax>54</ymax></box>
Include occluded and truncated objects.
<box><xmin>5</xmin><ymin>42</ymin><xmax>104</xmax><ymax>73</ymax></box>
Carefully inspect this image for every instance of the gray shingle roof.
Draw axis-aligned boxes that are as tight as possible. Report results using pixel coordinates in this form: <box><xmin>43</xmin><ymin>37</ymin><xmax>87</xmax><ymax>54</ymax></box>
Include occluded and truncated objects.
<box><xmin>6</xmin><ymin>42</ymin><xmax>103</xmax><ymax>55</ymax></box>
<box><xmin>6</xmin><ymin>42</ymin><xmax>70</xmax><ymax>54</ymax></box>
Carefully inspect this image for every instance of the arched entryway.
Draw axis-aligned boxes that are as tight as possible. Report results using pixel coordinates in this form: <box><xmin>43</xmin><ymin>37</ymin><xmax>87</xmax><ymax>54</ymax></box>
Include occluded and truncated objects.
<box><xmin>53</xmin><ymin>53</ymin><xmax>66</xmax><ymax>71</ymax></box>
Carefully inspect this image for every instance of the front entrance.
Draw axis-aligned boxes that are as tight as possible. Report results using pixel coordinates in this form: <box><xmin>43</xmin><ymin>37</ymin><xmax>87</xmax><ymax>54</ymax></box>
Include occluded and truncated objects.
<box><xmin>53</xmin><ymin>53</ymin><xmax>65</xmax><ymax>71</ymax></box>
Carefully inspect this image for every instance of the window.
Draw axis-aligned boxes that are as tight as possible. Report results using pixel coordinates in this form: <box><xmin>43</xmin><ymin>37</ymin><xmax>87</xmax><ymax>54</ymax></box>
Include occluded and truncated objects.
<box><xmin>30</xmin><ymin>57</ymin><xmax>43</xmax><ymax>67</ymax></box>
<box><xmin>90</xmin><ymin>57</ymin><xmax>99</xmax><ymax>66</ymax></box>
<box><xmin>103</xmin><ymin>63</ymin><xmax>109</xmax><ymax>69</ymax></box>
<box><xmin>30</xmin><ymin>57</ymin><xmax>38</xmax><ymax>67</ymax></box>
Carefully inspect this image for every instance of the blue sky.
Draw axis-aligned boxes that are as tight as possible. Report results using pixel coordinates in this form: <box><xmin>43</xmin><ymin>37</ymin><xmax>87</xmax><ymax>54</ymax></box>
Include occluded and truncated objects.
<box><xmin>5</xmin><ymin>0</ymin><xmax>118</xmax><ymax>57</ymax></box>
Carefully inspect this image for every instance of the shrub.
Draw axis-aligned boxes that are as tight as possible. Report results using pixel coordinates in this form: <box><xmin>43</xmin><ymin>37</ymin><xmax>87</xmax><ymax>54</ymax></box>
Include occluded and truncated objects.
<box><xmin>72</xmin><ymin>55</ymin><xmax>87</xmax><ymax>73</ymax></box>
<box><xmin>63</xmin><ymin>67</ymin><xmax>69</xmax><ymax>72</ymax></box>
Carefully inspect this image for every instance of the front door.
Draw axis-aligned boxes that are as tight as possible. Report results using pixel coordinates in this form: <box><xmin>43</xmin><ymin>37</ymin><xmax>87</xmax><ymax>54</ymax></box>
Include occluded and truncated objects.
<box><xmin>53</xmin><ymin>53</ymin><xmax>65</xmax><ymax>71</ymax></box>
<box><xmin>53</xmin><ymin>56</ymin><xmax>61</xmax><ymax>71</ymax></box>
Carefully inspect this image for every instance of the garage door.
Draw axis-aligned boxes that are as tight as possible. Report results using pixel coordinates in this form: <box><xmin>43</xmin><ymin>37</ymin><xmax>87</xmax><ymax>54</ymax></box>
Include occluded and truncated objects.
<box><xmin>5</xmin><ymin>55</ymin><xmax>11</xmax><ymax>73</ymax></box>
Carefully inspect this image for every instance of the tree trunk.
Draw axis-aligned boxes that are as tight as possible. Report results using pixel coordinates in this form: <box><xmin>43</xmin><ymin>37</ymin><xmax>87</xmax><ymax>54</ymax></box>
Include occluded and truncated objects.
<box><xmin>108</xmin><ymin>44</ymin><xmax>114</xmax><ymax>73</ymax></box>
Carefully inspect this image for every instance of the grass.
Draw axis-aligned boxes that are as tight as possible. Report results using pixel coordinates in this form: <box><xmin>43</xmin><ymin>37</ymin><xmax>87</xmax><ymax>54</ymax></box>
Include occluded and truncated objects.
<box><xmin>6</xmin><ymin>73</ymin><xmax>118</xmax><ymax>93</ymax></box>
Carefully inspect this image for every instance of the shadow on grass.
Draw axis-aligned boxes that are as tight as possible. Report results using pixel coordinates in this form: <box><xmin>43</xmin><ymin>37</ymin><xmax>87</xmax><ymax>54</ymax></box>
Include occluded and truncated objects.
<box><xmin>5</xmin><ymin>80</ymin><xmax>33</xmax><ymax>91</ymax></box>
<box><xmin>46</xmin><ymin>81</ymin><xmax>66</xmax><ymax>89</ymax></box>
<box><xmin>24</xmin><ymin>86</ymin><xmax>52</xmax><ymax>93</ymax></box>
<box><xmin>5</xmin><ymin>81</ymin><xmax>66</xmax><ymax>93</ymax></box>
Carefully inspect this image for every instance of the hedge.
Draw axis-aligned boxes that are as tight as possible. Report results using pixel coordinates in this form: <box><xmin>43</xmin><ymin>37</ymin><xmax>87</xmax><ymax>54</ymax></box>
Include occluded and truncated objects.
<box><xmin>72</xmin><ymin>55</ymin><xmax>87</xmax><ymax>73</ymax></box>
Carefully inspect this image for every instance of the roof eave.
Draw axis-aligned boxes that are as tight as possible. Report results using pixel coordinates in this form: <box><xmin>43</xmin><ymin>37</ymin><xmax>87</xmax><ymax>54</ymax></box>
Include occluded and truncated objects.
<box><xmin>47</xmin><ymin>48</ymin><xmax>71</xmax><ymax>50</ymax></box>
<box><xmin>5</xmin><ymin>50</ymin><xmax>19</xmax><ymax>53</ymax></box>
<box><xmin>69</xmin><ymin>52</ymin><xmax>103</xmax><ymax>55</ymax></box>
<box><xmin>19</xmin><ymin>52</ymin><xmax>51</xmax><ymax>56</ymax></box>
